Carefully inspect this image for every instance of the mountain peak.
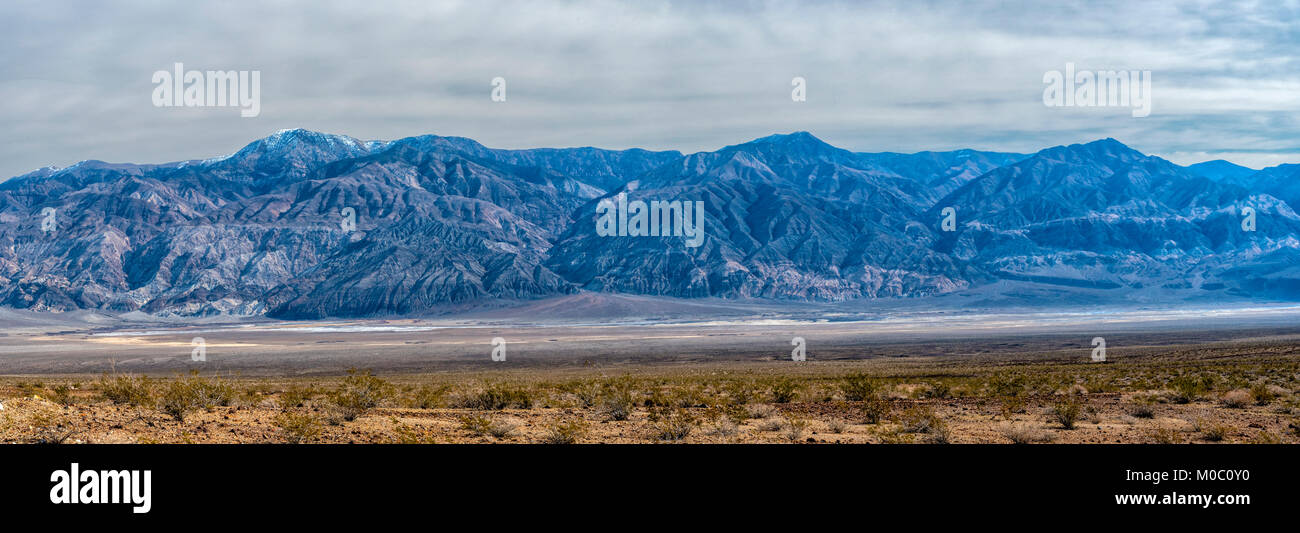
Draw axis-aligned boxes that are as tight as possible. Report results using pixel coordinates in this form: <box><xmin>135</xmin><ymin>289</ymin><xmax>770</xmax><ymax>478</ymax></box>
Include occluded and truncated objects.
<box><xmin>226</xmin><ymin>128</ymin><xmax>372</xmax><ymax>163</ymax></box>
<box><xmin>721</xmin><ymin>131</ymin><xmax>847</xmax><ymax>160</ymax></box>
<box><xmin>1186</xmin><ymin>159</ymin><xmax>1257</xmax><ymax>182</ymax></box>
<box><xmin>748</xmin><ymin>131</ymin><xmax>828</xmax><ymax>146</ymax></box>
<box><xmin>257</xmin><ymin>128</ymin><xmax>367</xmax><ymax>150</ymax></box>
<box><xmin>1033</xmin><ymin>137</ymin><xmax>1148</xmax><ymax>164</ymax></box>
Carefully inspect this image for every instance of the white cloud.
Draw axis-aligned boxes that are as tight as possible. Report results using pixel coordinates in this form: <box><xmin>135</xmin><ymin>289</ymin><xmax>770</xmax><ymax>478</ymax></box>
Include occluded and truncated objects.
<box><xmin>2</xmin><ymin>0</ymin><xmax>1299</xmax><ymax>177</ymax></box>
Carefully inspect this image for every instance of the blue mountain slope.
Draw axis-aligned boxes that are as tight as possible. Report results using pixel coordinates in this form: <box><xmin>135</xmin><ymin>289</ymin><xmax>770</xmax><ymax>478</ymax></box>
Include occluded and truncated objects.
<box><xmin>0</xmin><ymin>131</ymin><xmax>1297</xmax><ymax>316</ymax></box>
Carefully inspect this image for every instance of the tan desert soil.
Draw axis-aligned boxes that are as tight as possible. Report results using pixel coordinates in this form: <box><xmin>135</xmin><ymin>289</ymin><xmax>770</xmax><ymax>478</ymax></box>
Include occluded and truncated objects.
<box><xmin>3</xmin><ymin>334</ymin><xmax>1298</xmax><ymax>444</ymax></box>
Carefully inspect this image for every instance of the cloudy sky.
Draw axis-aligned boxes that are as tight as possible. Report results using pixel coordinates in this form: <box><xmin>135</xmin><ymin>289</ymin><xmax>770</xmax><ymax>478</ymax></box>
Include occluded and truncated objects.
<box><xmin>1</xmin><ymin>0</ymin><xmax>1298</xmax><ymax>178</ymax></box>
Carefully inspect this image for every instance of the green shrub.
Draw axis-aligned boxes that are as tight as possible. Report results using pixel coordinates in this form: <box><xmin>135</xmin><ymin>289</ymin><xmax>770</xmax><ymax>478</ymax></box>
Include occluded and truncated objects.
<box><xmin>1052</xmin><ymin>397</ymin><xmax>1081</xmax><ymax>429</ymax></box>
<box><xmin>157</xmin><ymin>373</ymin><xmax>234</xmax><ymax>421</ymax></box>
<box><xmin>651</xmin><ymin>407</ymin><xmax>695</xmax><ymax>442</ymax></box>
<box><xmin>1170</xmin><ymin>375</ymin><xmax>1213</xmax><ymax>404</ymax></box>
<box><xmin>406</xmin><ymin>384</ymin><xmax>450</xmax><ymax>409</ymax></box>
<box><xmin>838</xmin><ymin>373</ymin><xmax>878</xmax><ymax>401</ymax></box>
<box><xmin>921</xmin><ymin>381</ymin><xmax>952</xmax><ymax>399</ymax></box>
<box><xmin>542</xmin><ymin>419</ymin><xmax>587</xmax><ymax>444</ymax></box>
<box><xmin>274</xmin><ymin>411</ymin><xmax>321</xmax><ymax>443</ymax></box>
<box><xmin>861</xmin><ymin>394</ymin><xmax>891</xmax><ymax>424</ymax></box>
<box><xmin>97</xmin><ymin>374</ymin><xmax>155</xmax><ymax>407</ymax></box>
<box><xmin>457</xmin><ymin>382</ymin><xmax>533</xmax><ymax>413</ymax></box>
<box><xmin>599</xmin><ymin>386</ymin><xmax>636</xmax><ymax>421</ymax></box>
<box><xmin>49</xmin><ymin>384</ymin><xmax>75</xmax><ymax>406</ymax></box>
<box><xmin>279</xmin><ymin>385</ymin><xmax>317</xmax><ymax>410</ymax></box>
<box><xmin>899</xmin><ymin>405</ymin><xmax>944</xmax><ymax>434</ymax></box>
<box><xmin>1202</xmin><ymin>423</ymin><xmax>1233</xmax><ymax>442</ymax></box>
<box><xmin>1127</xmin><ymin>403</ymin><xmax>1155</xmax><ymax>418</ymax></box>
<box><xmin>327</xmin><ymin>368</ymin><xmax>394</xmax><ymax>421</ymax></box>
<box><xmin>1250</xmin><ymin>383</ymin><xmax>1276</xmax><ymax>406</ymax></box>
<box><xmin>770</xmin><ymin>378</ymin><xmax>800</xmax><ymax>404</ymax></box>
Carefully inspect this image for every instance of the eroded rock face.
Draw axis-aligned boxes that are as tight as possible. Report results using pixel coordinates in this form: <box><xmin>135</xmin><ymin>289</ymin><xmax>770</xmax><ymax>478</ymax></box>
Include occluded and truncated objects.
<box><xmin>1</xmin><ymin>130</ymin><xmax>1297</xmax><ymax>318</ymax></box>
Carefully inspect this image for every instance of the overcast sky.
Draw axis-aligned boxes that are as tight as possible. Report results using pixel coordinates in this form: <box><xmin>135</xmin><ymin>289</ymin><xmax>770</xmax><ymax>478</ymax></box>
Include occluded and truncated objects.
<box><xmin>2</xmin><ymin>0</ymin><xmax>1298</xmax><ymax>178</ymax></box>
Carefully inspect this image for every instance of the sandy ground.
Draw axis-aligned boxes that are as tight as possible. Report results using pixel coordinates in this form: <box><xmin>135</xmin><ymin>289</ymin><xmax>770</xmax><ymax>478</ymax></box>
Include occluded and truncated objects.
<box><xmin>2</xmin><ymin>304</ymin><xmax>1299</xmax><ymax>444</ymax></box>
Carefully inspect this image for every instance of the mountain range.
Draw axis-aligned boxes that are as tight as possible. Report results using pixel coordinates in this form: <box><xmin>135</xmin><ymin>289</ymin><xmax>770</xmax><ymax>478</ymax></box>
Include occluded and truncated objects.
<box><xmin>1</xmin><ymin>129</ymin><xmax>1296</xmax><ymax>318</ymax></box>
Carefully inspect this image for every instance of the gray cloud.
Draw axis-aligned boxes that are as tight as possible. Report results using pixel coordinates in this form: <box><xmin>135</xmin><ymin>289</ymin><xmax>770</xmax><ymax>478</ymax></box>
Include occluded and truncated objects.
<box><xmin>2</xmin><ymin>0</ymin><xmax>1299</xmax><ymax>177</ymax></box>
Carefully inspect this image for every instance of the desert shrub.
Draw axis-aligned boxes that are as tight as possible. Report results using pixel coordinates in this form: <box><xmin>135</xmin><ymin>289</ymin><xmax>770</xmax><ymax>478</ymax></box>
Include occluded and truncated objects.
<box><xmin>899</xmin><ymin>405</ymin><xmax>944</xmax><ymax>434</ymax></box>
<box><xmin>921</xmin><ymin>381</ymin><xmax>952</xmax><ymax>399</ymax></box>
<box><xmin>838</xmin><ymin>373</ymin><xmax>878</xmax><ymax>401</ymax></box>
<box><xmin>158</xmin><ymin>373</ymin><xmax>236</xmax><ymax>421</ymax></box>
<box><xmin>406</xmin><ymin>384</ymin><xmax>450</xmax><ymax>409</ymax></box>
<box><xmin>709</xmin><ymin>417</ymin><xmax>739</xmax><ymax>438</ymax></box>
<box><xmin>876</xmin><ymin>427</ymin><xmax>914</xmax><ymax>444</ymax></box>
<box><xmin>757</xmin><ymin>418</ymin><xmax>785</xmax><ymax>432</ymax></box>
<box><xmin>927</xmin><ymin>422</ymin><xmax>953</xmax><ymax>444</ymax></box>
<box><xmin>159</xmin><ymin>381</ymin><xmax>197</xmax><ymax>421</ymax></box>
<box><xmin>782</xmin><ymin>417</ymin><xmax>808</xmax><ymax>442</ymax></box>
<box><xmin>827</xmin><ymin>419</ymin><xmax>848</xmax><ymax>434</ymax></box>
<box><xmin>1248</xmin><ymin>431</ymin><xmax>1283</xmax><ymax>444</ymax></box>
<box><xmin>188</xmin><ymin>373</ymin><xmax>236</xmax><ymax>407</ymax></box>
<box><xmin>1201</xmin><ymin>421</ymin><xmax>1233</xmax><ymax>442</ymax></box>
<box><xmin>541</xmin><ymin>418</ymin><xmax>587</xmax><ymax>444</ymax></box>
<box><xmin>723</xmin><ymin>380</ymin><xmax>757</xmax><ymax>405</ymax></box>
<box><xmin>566</xmin><ymin>380</ymin><xmax>598</xmax><ymax>407</ymax></box>
<box><xmin>746</xmin><ymin>404</ymin><xmax>777</xmax><ymax>420</ymax></box>
<box><xmin>1127</xmin><ymin>403</ymin><xmax>1155</xmax><ymax>418</ymax></box>
<box><xmin>460</xmin><ymin>413</ymin><xmax>518</xmax><ymax>438</ymax></box>
<box><xmin>1000</xmin><ymin>422</ymin><xmax>1053</xmax><ymax>444</ymax></box>
<box><xmin>390</xmin><ymin>417</ymin><xmax>437</xmax><ymax>444</ymax></box>
<box><xmin>15</xmin><ymin>381</ymin><xmax>44</xmax><ymax>396</ymax></box>
<box><xmin>279</xmin><ymin>385</ymin><xmax>317</xmax><ymax>410</ymax></box>
<box><xmin>49</xmin><ymin>384</ymin><xmax>75</xmax><ymax>406</ymax></box>
<box><xmin>651</xmin><ymin>407</ymin><xmax>696</xmax><ymax>442</ymax></box>
<box><xmin>274</xmin><ymin>411</ymin><xmax>321</xmax><ymax>443</ymax></box>
<box><xmin>861</xmin><ymin>394</ymin><xmax>891</xmax><ymax>424</ymax></box>
<box><xmin>1249</xmin><ymin>383</ymin><xmax>1276</xmax><ymax>406</ymax></box>
<box><xmin>1146</xmin><ymin>426</ymin><xmax>1183</xmax><ymax>444</ymax></box>
<box><xmin>238</xmin><ymin>386</ymin><xmax>268</xmax><ymax>408</ymax></box>
<box><xmin>988</xmin><ymin>372</ymin><xmax>1026</xmax><ymax>397</ymax></box>
<box><xmin>1052</xmin><ymin>397</ymin><xmax>1082</xmax><ymax>430</ymax></box>
<box><xmin>1169</xmin><ymin>374</ymin><xmax>1213</xmax><ymax>404</ymax></box>
<box><xmin>459</xmin><ymin>413</ymin><xmax>494</xmax><ymax>435</ymax></box>
<box><xmin>1220</xmin><ymin>389</ymin><xmax>1253</xmax><ymax>408</ymax></box>
<box><xmin>97</xmin><ymin>374</ymin><xmax>155</xmax><ymax>407</ymax></box>
<box><xmin>598</xmin><ymin>387</ymin><xmax>636</xmax><ymax>421</ymax></box>
<box><xmin>704</xmin><ymin>402</ymin><xmax>747</xmax><ymax>425</ymax></box>
<box><xmin>769</xmin><ymin>378</ymin><xmax>800</xmax><ymax>404</ymax></box>
<box><xmin>327</xmin><ymin>368</ymin><xmax>395</xmax><ymax>421</ymax></box>
<box><xmin>456</xmin><ymin>383</ymin><xmax>533</xmax><ymax>410</ymax></box>
<box><xmin>487</xmin><ymin>418</ymin><xmax>519</xmax><ymax>439</ymax></box>
<box><xmin>998</xmin><ymin>395</ymin><xmax>1027</xmax><ymax>417</ymax></box>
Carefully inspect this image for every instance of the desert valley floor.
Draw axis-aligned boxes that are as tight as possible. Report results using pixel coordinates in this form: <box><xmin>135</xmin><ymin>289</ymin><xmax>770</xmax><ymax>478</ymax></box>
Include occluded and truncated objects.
<box><xmin>3</xmin><ymin>301</ymin><xmax>1300</xmax><ymax>444</ymax></box>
